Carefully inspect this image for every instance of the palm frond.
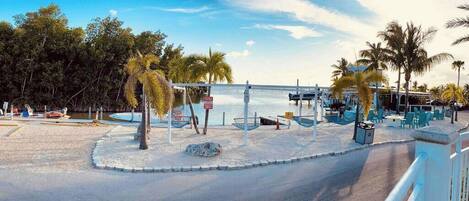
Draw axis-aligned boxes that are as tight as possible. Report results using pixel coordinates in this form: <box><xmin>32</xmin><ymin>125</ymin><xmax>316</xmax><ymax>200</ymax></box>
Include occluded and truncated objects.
<box><xmin>446</xmin><ymin>17</ymin><xmax>469</xmax><ymax>28</ymax></box>
<box><xmin>452</xmin><ymin>35</ymin><xmax>469</xmax><ymax>45</ymax></box>
<box><xmin>124</xmin><ymin>76</ymin><xmax>138</xmax><ymax>108</ymax></box>
<box><xmin>458</xmin><ymin>4</ymin><xmax>469</xmax><ymax>10</ymax></box>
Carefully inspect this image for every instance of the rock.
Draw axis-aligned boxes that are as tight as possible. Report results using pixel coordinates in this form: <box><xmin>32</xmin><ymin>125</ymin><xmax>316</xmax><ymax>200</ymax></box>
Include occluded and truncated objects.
<box><xmin>185</xmin><ymin>142</ymin><xmax>222</xmax><ymax>157</ymax></box>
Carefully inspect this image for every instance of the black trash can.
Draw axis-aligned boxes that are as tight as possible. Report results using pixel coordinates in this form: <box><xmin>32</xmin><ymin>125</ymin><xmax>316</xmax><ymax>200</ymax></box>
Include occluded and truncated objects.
<box><xmin>355</xmin><ymin>121</ymin><xmax>375</xmax><ymax>145</ymax></box>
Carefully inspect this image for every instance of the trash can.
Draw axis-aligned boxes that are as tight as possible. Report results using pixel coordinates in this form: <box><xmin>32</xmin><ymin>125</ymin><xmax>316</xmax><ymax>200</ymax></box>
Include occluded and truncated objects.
<box><xmin>355</xmin><ymin>121</ymin><xmax>375</xmax><ymax>145</ymax></box>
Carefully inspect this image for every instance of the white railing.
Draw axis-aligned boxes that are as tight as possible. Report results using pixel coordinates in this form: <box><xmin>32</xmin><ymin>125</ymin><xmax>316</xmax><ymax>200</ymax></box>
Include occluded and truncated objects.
<box><xmin>386</xmin><ymin>131</ymin><xmax>469</xmax><ymax>201</ymax></box>
<box><xmin>451</xmin><ymin>132</ymin><xmax>469</xmax><ymax>201</ymax></box>
<box><xmin>385</xmin><ymin>153</ymin><xmax>427</xmax><ymax>201</ymax></box>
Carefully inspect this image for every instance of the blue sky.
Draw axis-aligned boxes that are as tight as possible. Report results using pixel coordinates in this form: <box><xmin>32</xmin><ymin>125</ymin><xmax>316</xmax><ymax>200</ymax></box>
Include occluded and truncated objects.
<box><xmin>1</xmin><ymin>0</ymin><xmax>468</xmax><ymax>86</ymax></box>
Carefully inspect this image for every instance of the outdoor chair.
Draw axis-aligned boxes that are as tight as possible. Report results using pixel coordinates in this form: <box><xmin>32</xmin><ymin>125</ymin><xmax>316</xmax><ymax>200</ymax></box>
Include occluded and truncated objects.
<box><xmin>400</xmin><ymin>112</ymin><xmax>415</xmax><ymax>128</ymax></box>
<box><xmin>377</xmin><ymin>109</ymin><xmax>384</xmax><ymax>123</ymax></box>
<box><xmin>417</xmin><ymin>112</ymin><xmax>429</xmax><ymax>128</ymax></box>
<box><xmin>434</xmin><ymin>109</ymin><xmax>444</xmax><ymax>120</ymax></box>
<box><xmin>367</xmin><ymin>111</ymin><xmax>379</xmax><ymax>124</ymax></box>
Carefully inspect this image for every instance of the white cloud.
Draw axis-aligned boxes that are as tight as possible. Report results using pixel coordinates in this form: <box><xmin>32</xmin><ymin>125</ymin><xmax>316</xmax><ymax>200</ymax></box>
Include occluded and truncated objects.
<box><xmin>253</xmin><ymin>24</ymin><xmax>322</xmax><ymax>39</ymax></box>
<box><xmin>157</xmin><ymin>6</ymin><xmax>210</xmax><ymax>14</ymax></box>
<box><xmin>246</xmin><ymin>40</ymin><xmax>255</xmax><ymax>46</ymax></box>
<box><xmin>109</xmin><ymin>9</ymin><xmax>118</xmax><ymax>16</ymax></box>
<box><xmin>227</xmin><ymin>49</ymin><xmax>250</xmax><ymax>58</ymax></box>
<box><xmin>215</xmin><ymin>43</ymin><xmax>223</xmax><ymax>47</ymax></box>
<box><xmin>229</xmin><ymin>0</ymin><xmax>375</xmax><ymax>37</ymax></box>
<box><xmin>228</xmin><ymin>0</ymin><xmax>469</xmax><ymax>87</ymax></box>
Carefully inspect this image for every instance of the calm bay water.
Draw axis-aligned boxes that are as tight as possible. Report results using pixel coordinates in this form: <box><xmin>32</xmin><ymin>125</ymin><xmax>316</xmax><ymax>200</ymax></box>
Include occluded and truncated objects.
<box><xmin>71</xmin><ymin>86</ymin><xmax>319</xmax><ymax>125</ymax></box>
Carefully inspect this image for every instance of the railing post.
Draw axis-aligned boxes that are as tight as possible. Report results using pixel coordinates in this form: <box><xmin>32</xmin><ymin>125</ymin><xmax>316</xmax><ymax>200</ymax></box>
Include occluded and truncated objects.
<box><xmin>411</xmin><ymin>126</ymin><xmax>461</xmax><ymax>201</ymax></box>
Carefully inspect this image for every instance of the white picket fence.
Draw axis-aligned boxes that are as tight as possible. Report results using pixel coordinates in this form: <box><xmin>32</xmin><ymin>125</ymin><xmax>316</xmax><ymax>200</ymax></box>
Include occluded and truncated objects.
<box><xmin>386</xmin><ymin>131</ymin><xmax>469</xmax><ymax>201</ymax></box>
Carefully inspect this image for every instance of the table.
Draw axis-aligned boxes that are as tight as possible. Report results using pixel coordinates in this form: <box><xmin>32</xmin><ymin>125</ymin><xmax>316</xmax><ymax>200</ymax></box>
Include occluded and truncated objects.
<box><xmin>385</xmin><ymin>115</ymin><xmax>404</xmax><ymax>128</ymax></box>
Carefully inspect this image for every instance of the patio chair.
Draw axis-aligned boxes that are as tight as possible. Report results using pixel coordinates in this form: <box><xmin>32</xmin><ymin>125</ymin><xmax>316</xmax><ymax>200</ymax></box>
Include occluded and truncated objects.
<box><xmin>377</xmin><ymin>109</ymin><xmax>384</xmax><ymax>123</ymax></box>
<box><xmin>400</xmin><ymin>112</ymin><xmax>415</xmax><ymax>128</ymax></box>
<box><xmin>367</xmin><ymin>111</ymin><xmax>378</xmax><ymax>124</ymax></box>
<box><xmin>417</xmin><ymin>112</ymin><xmax>429</xmax><ymax>128</ymax></box>
<box><xmin>434</xmin><ymin>109</ymin><xmax>444</xmax><ymax>120</ymax></box>
<box><xmin>426</xmin><ymin>112</ymin><xmax>433</xmax><ymax>122</ymax></box>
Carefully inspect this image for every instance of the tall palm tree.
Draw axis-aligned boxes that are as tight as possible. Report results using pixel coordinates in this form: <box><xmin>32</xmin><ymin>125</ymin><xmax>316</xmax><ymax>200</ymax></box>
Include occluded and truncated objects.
<box><xmin>168</xmin><ymin>56</ymin><xmax>204</xmax><ymax>134</ymax></box>
<box><xmin>446</xmin><ymin>4</ymin><xmax>469</xmax><ymax>45</ymax></box>
<box><xmin>378</xmin><ymin>22</ymin><xmax>406</xmax><ymax>114</ymax></box>
<box><xmin>356</xmin><ymin>42</ymin><xmax>389</xmax><ymax>72</ymax></box>
<box><xmin>357</xmin><ymin>42</ymin><xmax>389</xmax><ymax>110</ymax></box>
<box><xmin>331</xmin><ymin>71</ymin><xmax>387</xmax><ymax>140</ymax></box>
<box><xmin>191</xmin><ymin>48</ymin><xmax>233</xmax><ymax>134</ymax></box>
<box><xmin>124</xmin><ymin>51</ymin><xmax>174</xmax><ymax>150</ymax></box>
<box><xmin>452</xmin><ymin>60</ymin><xmax>465</xmax><ymax>87</ymax></box>
<box><xmin>401</xmin><ymin>22</ymin><xmax>453</xmax><ymax>114</ymax></box>
<box><xmin>331</xmin><ymin>58</ymin><xmax>351</xmax><ymax>78</ymax></box>
<box><xmin>441</xmin><ymin>84</ymin><xmax>466</xmax><ymax>123</ymax></box>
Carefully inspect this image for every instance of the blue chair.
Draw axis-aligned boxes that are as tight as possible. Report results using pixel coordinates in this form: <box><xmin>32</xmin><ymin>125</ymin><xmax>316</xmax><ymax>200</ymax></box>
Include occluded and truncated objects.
<box><xmin>401</xmin><ymin>112</ymin><xmax>415</xmax><ymax>128</ymax></box>
<box><xmin>367</xmin><ymin>111</ymin><xmax>378</xmax><ymax>123</ymax></box>
<box><xmin>377</xmin><ymin>109</ymin><xmax>384</xmax><ymax>123</ymax></box>
<box><xmin>417</xmin><ymin>112</ymin><xmax>429</xmax><ymax>128</ymax></box>
<box><xmin>434</xmin><ymin>110</ymin><xmax>444</xmax><ymax>120</ymax></box>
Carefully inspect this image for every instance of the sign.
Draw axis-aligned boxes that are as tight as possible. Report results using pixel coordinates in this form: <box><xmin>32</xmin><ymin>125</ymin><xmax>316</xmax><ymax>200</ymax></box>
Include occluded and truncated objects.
<box><xmin>285</xmin><ymin>112</ymin><xmax>293</xmax><ymax>120</ymax></box>
<box><xmin>203</xmin><ymin>96</ymin><xmax>213</xmax><ymax>110</ymax></box>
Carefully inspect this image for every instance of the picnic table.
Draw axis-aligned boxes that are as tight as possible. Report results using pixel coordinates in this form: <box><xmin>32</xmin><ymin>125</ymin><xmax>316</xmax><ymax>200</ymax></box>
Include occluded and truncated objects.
<box><xmin>385</xmin><ymin>115</ymin><xmax>404</xmax><ymax>127</ymax></box>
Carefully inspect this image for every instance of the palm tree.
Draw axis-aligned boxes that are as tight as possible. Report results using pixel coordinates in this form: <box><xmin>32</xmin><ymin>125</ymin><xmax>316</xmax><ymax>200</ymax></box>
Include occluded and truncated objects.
<box><xmin>331</xmin><ymin>71</ymin><xmax>387</xmax><ymax>140</ymax></box>
<box><xmin>168</xmin><ymin>56</ymin><xmax>204</xmax><ymax>134</ymax></box>
<box><xmin>356</xmin><ymin>42</ymin><xmax>388</xmax><ymax>110</ymax></box>
<box><xmin>446</xmin><ymin>4</ymin><xmax>469</xmax><ymax>45</ymax></box>
<box><xmin>124</xmin><ymin>51</ymin><xmax>174</xmax><ymax>150</ymax></box>
<box><xmin>441</xmin><ymin>84</ymin><xmax>466</xmax><ymax>123</ymax></box>
<box><xmin>331</xmin><ymin>58</ymin><xmax>351</xmax><ymax>79</ymax></box>
<box><xmin>401</xmin><ymin>22</ymin><xmax>453</xmax><ymax>114</ymax></box>
<box><xmin>452</xmin><ymin>60</ymin><xmax>465</xmax><ymax>87</ymax></box>
<box><xmin>378</xmin><ymin>22</ymin><xmax>406</xmax><ymax>114</ymax></box>
<box><xmin>356</xmin><ymin>42</ymin><xmax>389</xmax><ymax>72</ymax></box>
<box><xmin>417</xmin><ymin>83</ymin><xmax>428</xmax><ymax>92</ymax></box>
<box><xmin>191</xmin><ymin>48</ymin><xmax>233</xmax><ymax>134</ymax></box>
<box><xmin>412</xmin><ymin>81</ymin><xmax>418</xmax><ymax>91</ymax></box>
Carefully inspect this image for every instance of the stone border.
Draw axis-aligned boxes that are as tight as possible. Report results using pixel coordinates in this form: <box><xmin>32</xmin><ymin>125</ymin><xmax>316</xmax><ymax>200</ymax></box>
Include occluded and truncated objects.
<box><xmin>91</xmin><ymin>127</ymin><xmax>414</xmax><ymax>173</ymax></box>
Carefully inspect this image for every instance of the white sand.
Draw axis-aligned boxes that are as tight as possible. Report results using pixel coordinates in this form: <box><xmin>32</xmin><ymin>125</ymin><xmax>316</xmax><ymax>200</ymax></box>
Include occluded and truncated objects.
<box><xmin>0</xmin><ymin>120</ymin><xmax>111</xmax><ymax>173</ymax></box>
<box><xmin>94</xmin><ymin>121</ymin><xmax>415</xmax><ymax>169</ymax></box>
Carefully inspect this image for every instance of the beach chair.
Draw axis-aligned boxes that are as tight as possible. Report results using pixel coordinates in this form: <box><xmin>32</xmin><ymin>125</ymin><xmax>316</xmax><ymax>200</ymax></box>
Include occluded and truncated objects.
<box><xmin>400</xmin><ymin>112</ymin><xmax>415</xmax><ymax>128</ymax></box>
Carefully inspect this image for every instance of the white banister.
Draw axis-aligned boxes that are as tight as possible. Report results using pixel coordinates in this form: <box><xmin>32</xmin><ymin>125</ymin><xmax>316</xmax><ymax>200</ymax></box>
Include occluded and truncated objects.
<box><xmin>385</xmin><ymin>153</ymin><xmax>427</xmax><ymax>201</ymax></box>
<box><xmin>386</xmin><ymin>124</ymin><xmax>468</xmax><ymax>201</ymax></box>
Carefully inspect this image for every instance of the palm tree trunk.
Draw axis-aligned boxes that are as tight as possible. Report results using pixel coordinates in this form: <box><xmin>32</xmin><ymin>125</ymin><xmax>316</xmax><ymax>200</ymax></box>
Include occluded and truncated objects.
<box><xmin>405</xmin><ymin>81</ymin><xmax>410</xmax><ymax>115</ymax></box>
<box><xmin>186</xmin><ymin>87</ymin><xmax>200</xmax><ymax>134</ymax></box>
<box><xmin>140</xmin><ymin>90</ymin><xmax>149</xmax><ymax>150</ymax></box>
<box><xmin>395</xmin><ymin>67</ymin><xmax>401</xmax><ymax>115</ymax></box>
<box><xmin>147</xmin><ymin>100</ymin><xmax>151</xmax><ymax>133</ymax></box>
<box><xmin>456</xmin><ymin>68</ymin><xmax>460</xmax><ymax>121</ymax></box>
<box><xmin>203</xmin><ymin>77</ymin><xmax>212</xmax><ymax>135</ymax></box>
<box><xmin>353</xmin><ymin>98</ymin><xmax>360</xmax><ymax>140</ymax></box>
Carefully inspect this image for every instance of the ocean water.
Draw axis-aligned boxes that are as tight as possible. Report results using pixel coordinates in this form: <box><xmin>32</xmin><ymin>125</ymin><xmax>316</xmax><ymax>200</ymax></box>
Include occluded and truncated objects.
<box><xmin>110</xmin><ymin>86</ymin><xmax>321</xmax><ymax>126</ymax></box>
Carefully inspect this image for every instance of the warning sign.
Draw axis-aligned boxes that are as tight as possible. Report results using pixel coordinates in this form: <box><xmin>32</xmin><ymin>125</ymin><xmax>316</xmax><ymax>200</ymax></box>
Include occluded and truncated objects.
<box><xmin>203</xmin><ymin>96</ymin><xmax>213</xmax><ymax>110</ymax></box>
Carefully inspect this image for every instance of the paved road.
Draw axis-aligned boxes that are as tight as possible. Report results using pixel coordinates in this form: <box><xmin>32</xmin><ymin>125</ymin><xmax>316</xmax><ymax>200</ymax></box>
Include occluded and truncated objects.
<box><xmin>1</xmin><ymin>111</ymin><xmax>468</xmax><ymax>201</ymax></box>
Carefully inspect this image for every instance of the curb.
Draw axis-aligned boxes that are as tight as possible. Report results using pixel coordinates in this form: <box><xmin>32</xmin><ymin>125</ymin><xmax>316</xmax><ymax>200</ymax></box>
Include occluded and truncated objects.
<box><xmin>91</xmin><ymin>129</ymin><xmax>415</xmax><ymax>173</ymax></box>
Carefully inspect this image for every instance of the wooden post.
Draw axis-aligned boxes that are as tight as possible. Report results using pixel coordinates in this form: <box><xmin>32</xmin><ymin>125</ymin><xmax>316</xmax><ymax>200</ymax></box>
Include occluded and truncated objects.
<box><xmin>88</xmin><ymin>107</ymin><xmax>91</xmax><ymax>119</ymax></box>
<box><xmin>99</xmin><ymin>106</ymin><xmax>103</xmax><ymax>120</ymax></box>
<box><xmin>44</xmin><ymin>105</ymin><xmax>47</xmax><ymax>119</ymax></box>
<box><xmin>10</xmin><ymin>105</ymin><xmax>13</xmax><ymax>120</ymax></box>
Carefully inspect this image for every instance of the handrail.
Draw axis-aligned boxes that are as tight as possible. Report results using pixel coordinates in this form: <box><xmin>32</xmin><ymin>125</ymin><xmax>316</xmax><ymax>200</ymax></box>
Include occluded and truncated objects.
<box><xmin>386</xmin><ymin>153</ymin><xmax>428</xmax><ymax>201</ymax></box>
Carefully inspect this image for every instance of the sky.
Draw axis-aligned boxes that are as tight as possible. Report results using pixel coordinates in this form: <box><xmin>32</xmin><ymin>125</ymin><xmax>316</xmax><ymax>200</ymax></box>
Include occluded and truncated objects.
<box><xmin>1</xmin><ymin>0</ymin><xmax>469</xmax><ymax>87</ymax></box>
